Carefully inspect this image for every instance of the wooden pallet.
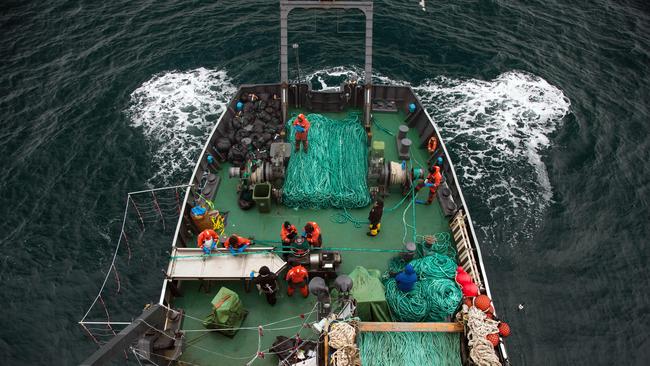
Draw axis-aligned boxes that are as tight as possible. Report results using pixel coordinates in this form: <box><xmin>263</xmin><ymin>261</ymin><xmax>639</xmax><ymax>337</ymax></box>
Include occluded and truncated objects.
<box><xmin>450</xmin><ymin>209</ymin><xmax>483</xmax><ymax>290</ymax></box>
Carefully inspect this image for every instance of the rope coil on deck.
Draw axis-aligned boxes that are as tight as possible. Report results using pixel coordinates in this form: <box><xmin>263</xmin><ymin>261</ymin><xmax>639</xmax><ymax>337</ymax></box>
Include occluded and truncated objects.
<box><xmin>328</xmin><ymin>321</ymin><xmax>361</xmax><ymax>366</ymax></box>
<box><xmin>466</xmin><ymin>306</ymin><xmax>502</xmax><ymax>366</ymax></box>
<box><xmin>384</xmin><ymin>251</ymin><xmax>462</xmax><ymax>322</ymax></box>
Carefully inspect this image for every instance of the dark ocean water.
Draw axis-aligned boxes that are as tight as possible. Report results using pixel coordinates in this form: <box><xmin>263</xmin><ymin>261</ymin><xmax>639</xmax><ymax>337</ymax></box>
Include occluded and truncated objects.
<box><xmin>1</xmin><ymin>1</ymin><xmax>649</xmax><ymax>365</ymax></box>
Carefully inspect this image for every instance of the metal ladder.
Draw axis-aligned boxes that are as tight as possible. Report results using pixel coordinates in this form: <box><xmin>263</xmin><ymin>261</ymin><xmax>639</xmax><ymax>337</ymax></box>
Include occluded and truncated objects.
<box><xmin>450</xmin><ymin>209</ymin><xmax>483</xmax><ymax>290</ymax></box>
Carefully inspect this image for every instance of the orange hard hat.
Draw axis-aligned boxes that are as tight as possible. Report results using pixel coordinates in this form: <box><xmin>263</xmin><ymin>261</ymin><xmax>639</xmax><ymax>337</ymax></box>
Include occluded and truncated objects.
<box><xmin>298</xmin><ymin>113</ymin><xmax>305</xmax><ymax>120</ymax></box>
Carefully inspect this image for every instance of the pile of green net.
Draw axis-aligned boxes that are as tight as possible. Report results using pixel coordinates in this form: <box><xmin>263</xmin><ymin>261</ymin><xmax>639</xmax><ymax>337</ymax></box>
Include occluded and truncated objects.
<box><xmin>359</xmin><ymin>332</ymin><xmax>461</xmax><ymax>366</ymax></box>
<box><xmin>282</xmin><ymin>113</ymin><xmax>370</xmax><ymax>209</ymax></box>
<box><xmin>384</xmin><ymin>253</ymin><xmax>462</xmax><ymax>322</ymax></box>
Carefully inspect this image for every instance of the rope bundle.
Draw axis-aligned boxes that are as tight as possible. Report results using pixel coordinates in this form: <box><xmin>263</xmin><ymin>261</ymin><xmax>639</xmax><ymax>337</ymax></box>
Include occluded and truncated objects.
<box><xmin>384</xmin><ymin>254</ymin><xmax>462</xmax><ymax>322</ymax></box>
<box><xmin>283</xmin><ymin>113</ymin><xmax>371</xmax><ymax>209</ymax></box>
<box><xmin>328</xmin><ymin>322</ymin><xmax>360</xmax><ymax>366</ymax></box>
<box><xmin>359</xmin><ymin>332</ymin><xmax>461</xmax><ymax>366</ymax></box>
<box><xmin>466</xmin><ymin>306</ymin><xmax>502</xmax><ymax>366</ymax></box>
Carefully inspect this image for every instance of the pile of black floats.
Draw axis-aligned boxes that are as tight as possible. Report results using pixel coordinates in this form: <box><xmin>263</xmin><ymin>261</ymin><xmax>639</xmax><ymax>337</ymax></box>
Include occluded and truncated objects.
<box><xmin>215</xmin><ymin>93</ymin><xmax>284</xmax><ymax>166</ymax></box>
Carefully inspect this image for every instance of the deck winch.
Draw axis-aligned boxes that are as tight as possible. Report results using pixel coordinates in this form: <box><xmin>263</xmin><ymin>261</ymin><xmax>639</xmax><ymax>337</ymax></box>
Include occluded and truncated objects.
<box><xmin>228</xmin><ymin>141</ymin><xmax>291</xmax><ymax>185</ymax></box>
<box><xmin>368</xmin><ymin>156</ymin><xmax>424</xmax><ymax>197</ymax></box>
<box><xmin>287</xmin><ymin>250</ymin><xmax>342</xmax><ymax>280</ymax></box>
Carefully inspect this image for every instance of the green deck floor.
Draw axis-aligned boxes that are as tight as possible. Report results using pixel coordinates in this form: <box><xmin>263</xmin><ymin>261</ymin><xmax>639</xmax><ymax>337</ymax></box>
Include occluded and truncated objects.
<box><xmin>173</xmin><ymin>109</ymin><xmax>453</xmax><ymax>365</ymax></box>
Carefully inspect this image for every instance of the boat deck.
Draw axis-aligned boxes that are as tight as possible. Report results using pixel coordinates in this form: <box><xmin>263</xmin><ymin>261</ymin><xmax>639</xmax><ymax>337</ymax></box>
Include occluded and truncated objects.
<box><xmin>172</xmin><ymin>109</ymin><xmax>453</xmax><ymax>365</ymax></box>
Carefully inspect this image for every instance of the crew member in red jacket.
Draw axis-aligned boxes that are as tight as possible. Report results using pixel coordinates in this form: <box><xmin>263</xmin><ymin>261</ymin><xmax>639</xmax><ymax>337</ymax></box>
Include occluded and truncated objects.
<box><xmin>414</xmin><ymin>166</ymin><xmax>443</xmax><ymax>204</ymax></box>
<box><xmin>304</xmin><ymin>221</ymin><xmax>322</xmax><ymax>247</ymax></box>
<box><xmin>197</xmin><ymin>229</ymin><xmax>219</xmax><ymax>254</ymax></box>
<box><xmin>225</xmin><ymin>234</ymin><xmax>252</xmax><ymax>255</ymax></box>
<box><xmin>292</xmin><ymin>114</ymin><xmax>310</xmax><ymax>152</ymax></box>
<box><xmin>280</xmin><ymin>221</ymin><xmax>298</xmax><ymax>244</ymax></box>
<box><xmin>285</xmin><ymin>264</ymin><xmax>309</xmax><ymax>297</ymax></box>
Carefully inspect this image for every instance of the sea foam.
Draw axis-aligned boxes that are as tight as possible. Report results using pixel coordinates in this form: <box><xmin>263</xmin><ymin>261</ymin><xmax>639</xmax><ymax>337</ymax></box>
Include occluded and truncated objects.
<box><xmin>415</xmin><ymin>71</ymin><xmax>571</xmax><ymax>245</ymax></box>
<box><xmin>127</xmin><ymin>68</ymin><xmax>236</xmax><ymax>184</ymax></box>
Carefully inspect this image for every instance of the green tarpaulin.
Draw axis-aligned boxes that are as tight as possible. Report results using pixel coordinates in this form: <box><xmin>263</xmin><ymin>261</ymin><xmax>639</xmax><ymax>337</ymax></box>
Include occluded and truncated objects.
<box><xmin>203</xmin><ymin>287</ymin><xmax>248</xmax><ymax>336</ymax></box>
<box><xmin>349</xmin><ymin>266</ymin><xmax>391</xmax><ymax>322</ymax></box>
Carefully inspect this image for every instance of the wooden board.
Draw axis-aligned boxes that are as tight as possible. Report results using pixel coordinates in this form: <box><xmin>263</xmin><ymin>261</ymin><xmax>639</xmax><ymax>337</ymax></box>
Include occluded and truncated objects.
<box><xmin>358</xmin><ymin>322</ymin><xmax>464</xmax><ymax>333</ymax></box>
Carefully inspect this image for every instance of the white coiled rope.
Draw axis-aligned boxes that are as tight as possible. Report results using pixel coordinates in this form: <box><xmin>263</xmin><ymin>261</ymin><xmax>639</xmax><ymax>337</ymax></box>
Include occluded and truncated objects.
<box><xmin>328</xmin><ymin>322</ymin><xmax>361</xmax><ymax>366</ymax></box>
<box><xmin>466</xmin><ymin>306</ymin><xmax>502</xmax><ymax>366</ymax></box>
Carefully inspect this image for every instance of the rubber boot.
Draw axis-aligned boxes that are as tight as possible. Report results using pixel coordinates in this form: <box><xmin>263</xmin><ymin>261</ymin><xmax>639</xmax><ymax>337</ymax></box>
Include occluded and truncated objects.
<box><xmin>367</xmin><ymin>224</ymin><xmax>378</xmax><ymax>236</ymax></box>
<box><xmin>300</xmin><ymin>285</ymin><xmax>309</xmax><ymax>298</ymax></box>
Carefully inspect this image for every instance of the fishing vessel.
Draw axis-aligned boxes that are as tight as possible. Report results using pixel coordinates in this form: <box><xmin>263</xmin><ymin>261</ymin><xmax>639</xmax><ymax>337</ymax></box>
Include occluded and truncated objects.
<box><xmin>81</xmin><ymin>1</ymin><xmax>510</xmax><ymax>365</ymax></box>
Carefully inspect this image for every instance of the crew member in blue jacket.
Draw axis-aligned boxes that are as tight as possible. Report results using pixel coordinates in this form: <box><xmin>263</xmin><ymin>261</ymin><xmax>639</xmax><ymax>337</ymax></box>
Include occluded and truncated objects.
<box><xmin>395</xmin><ymin>264</ymin><xmax>417</xmax><ymax>292</ymax></box>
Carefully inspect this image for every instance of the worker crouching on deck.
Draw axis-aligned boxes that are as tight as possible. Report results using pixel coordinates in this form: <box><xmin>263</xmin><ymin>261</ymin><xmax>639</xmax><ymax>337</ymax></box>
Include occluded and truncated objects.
<box><xmin>304</xmin><ymin>221</ymin><xmax>322</xmax><ymax>248</ymax></box>
<box><xmin>286</xmin><ymin>264</ymin><xmax>309</xmax><ymax>297</ymax></box>
<box><xmin>367</xmin><ymin>199</ymin><xmax>384</xmax><ymax>236</ymax></box>
<box><xmin>225</xmin><ymin>234</ymin><xmax>252</xmax><ymax>256</ymax></box>
<box><xmin>414</xmin><ymin>166</ymin><xmax>443</xmax><ymax>205</ymax></box>
<box><xmin>394</xmin><ymin>264</ymin><xmax>417</xmax><ymax>292</ymax></box>
<box><xmin>197</xmin><ymin>229</ymin><xmax>219</xmax><ymax>255</ymax></box>
<box><xmin>281</xmin><ymin>221</ymin><xmax>298</xmax><ymax>245</ymax></box>
<box><xmin>253</xmin><ymin>266</ymin><xmax>279</xmax><ymax>306</ymax></box>
<box><xmin>293</xmin><ymin>113</ymin><xmax>310</xmax><ymax>153</ymax></box>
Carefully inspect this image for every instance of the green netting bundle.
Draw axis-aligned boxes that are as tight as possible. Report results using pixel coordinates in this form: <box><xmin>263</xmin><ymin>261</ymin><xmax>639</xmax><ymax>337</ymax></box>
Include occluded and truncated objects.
<box><xmin>282</xmin><ymin>113</ymin><xmax>371</xmax><ymax>209</ymax></box>
<box><xmin>388</xmin><ymin>252</ymin><xmax>457</xmax><ymax>280</ymax></box>
<box><xmin>384</xmin><ymin>254</ymin><xmax>462</xmax><ymax>322</ymax></box>
<box><xmin>359</xmin><ymin>332</ymin><xmax>461</xmax><ymax>366</ymax></box>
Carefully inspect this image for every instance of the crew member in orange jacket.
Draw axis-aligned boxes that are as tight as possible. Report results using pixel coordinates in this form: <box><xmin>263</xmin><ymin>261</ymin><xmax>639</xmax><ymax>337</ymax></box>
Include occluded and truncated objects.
<box><xmin>304</xmin><ymin>222</ymin><xmax>322</xmax><ymax>247</ymax></box>
<box><xmin>281</xmin><ymin>221</ymin><xmax>298</xmax><ymax>244</ymax></box>
<box><xmin>225</xmin><ymin>234</ymin><xmax>252</xmax><ymax>255</ymax></box>
<box><xmin>414</xmin><ymin>166</ymin><xmax>443</xmax><ymax>204</ymax></box>
<box><xmin>285</xmin><ymin>264</ymin><xmax>309</xmax><ymax>297</ymax></box>
<box><xmin>292</xmin><ymin>114</ymin><xmax>310</xmax><ymax>152</ymax></box>
<box><xmin>197</xmin><ymin>229</ymin><xmax>219</xmax><ymax>254</ymax></box>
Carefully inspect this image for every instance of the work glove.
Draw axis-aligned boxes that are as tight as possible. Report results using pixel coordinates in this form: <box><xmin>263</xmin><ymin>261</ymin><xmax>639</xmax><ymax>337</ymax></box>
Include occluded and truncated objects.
<box><xmin>294</xmin><ymin>125</ymin><xmax>305</xmax><ymax>132</ymax></box>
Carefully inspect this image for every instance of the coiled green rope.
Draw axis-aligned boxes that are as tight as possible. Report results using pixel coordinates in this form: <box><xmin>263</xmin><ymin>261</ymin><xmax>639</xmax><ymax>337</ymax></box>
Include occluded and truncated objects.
<box><xmin>384</xmin><ymin>251</ymin><xmax>462</xmax><ymax>322</ymax></box>
<box><xmin>359</xmin><ymin>332</ymin><xmax>461</xmax><ymax>366</ymax></box>
<box><xmin>283</xmin><ymin>113</ymin><xmax>371</xmax><ymax>209</ymax></box>
<box><xmin>330</xmin><ymin>207</ymin><xmax>368</xmax><ymax>228</ymax></box>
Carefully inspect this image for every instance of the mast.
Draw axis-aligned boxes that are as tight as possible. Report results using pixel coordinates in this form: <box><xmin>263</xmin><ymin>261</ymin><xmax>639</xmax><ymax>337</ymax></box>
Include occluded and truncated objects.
<box><xmin>279</xmin><ymin>1</ymin><xmax>374</xmax><ymax>128</ymax></box>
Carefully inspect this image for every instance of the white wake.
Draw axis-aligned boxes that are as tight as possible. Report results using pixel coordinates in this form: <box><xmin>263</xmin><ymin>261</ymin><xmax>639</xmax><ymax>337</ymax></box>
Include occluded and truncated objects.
<box><xmin>415</xmin><ymin>71</ymin><xmax>571</xmax><ymax>244</ymax></box>
<box><xmin>127</xmin><ymin>68</ymin><xmax>236</xmax><ymax>184</ymax></box>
